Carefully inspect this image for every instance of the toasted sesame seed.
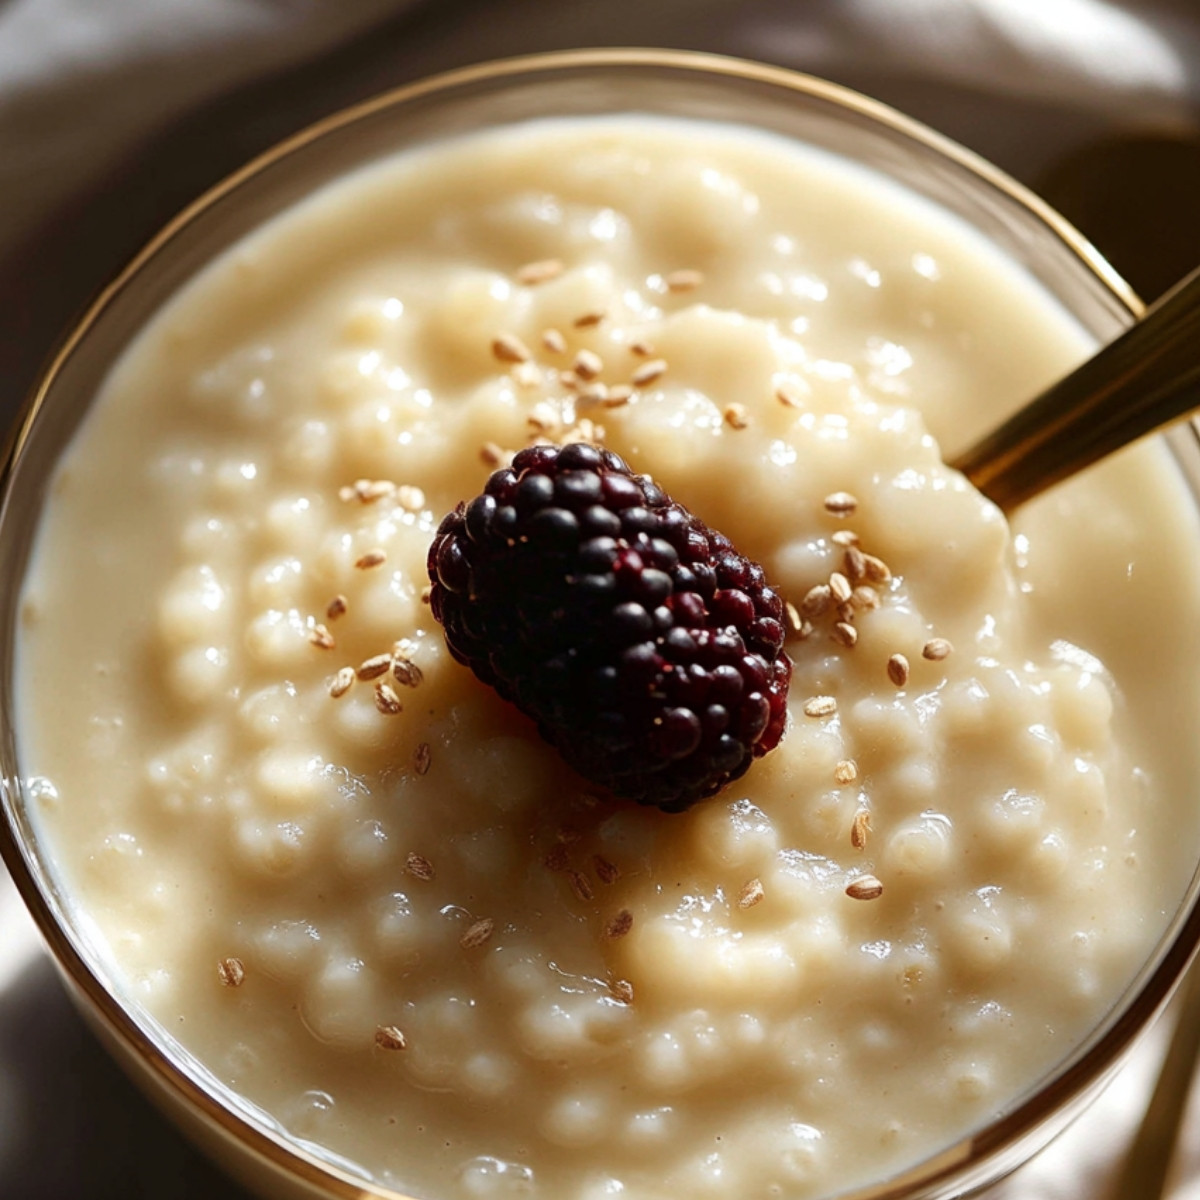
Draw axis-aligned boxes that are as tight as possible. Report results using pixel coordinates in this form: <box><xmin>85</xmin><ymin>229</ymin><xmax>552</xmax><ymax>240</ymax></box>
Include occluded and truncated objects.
<box><xmin>420</xmin><ymin>585</ymin><xmax>432</xmax><ymax>605</ymax></box>
<box><xmin>829</xmin><ymin>572</ymin><xmax>853</xmax><ymax>604</ymax></box>
<box><xmin>631</xmin><ymin>358</ymin><xmax>667</xmax><ymax>387</ymax></box>
<box><xmin>405</xmin><ymin>852</ymin><xmax>434</xmax><ymax>881</ymax></box>
<box><xmin>737</xmin><ymin>878</ymin><xmax>765</xmax><ymax>909</ymax></box>
<box><xmin>573</xmin><ymin>348</ymin><xmax>603</xmax><ymax>380</ymax></box>
<box><xmin>326</xmin><ymin>594</ymin><xmax>348</xmax><ymax>621</ymax></box>
<box><xmin>460</xmin><ymin>918</ymin><xmax>495</xmax><ymax>950</ymax></box>
<box><xmin>665</xmin><ymin>268</ymin><xmax>704</xmax><ymax>292</ymax></box>
<box><xmin>804</xmin><ymin>695</ymin><xmax>837</xmax><ymax>719</ymax></box>
<box><xmin>629</xmin><ymin>339</ymin><xmax>655</xmax><ymax>358</ymax></box>
<box><xmin>557</xmin><ymin>368</ymin><xmax>580</xmax><ymax>391</ymax></box>
<box><xmin>775</xmin><ymin>383</ymin><xmax>805</xmax><ymax>409</ymax></box>
<box><xmin>723</xmin><ymin>403</ymin><xmax>749</xmax><ymax>430</ymax></box>
<box><xmin>846</xmin><ymin>875</ymin><xmax>884</xmax><ymax>901</ymax></box>
<box><xmin>355</xmin><ymin>549</ymin><xmax>387</xmax><ymax>570</ymax></box>
<box><xmin>308</xmin><ymin>624</ymin><xmax>335</xmax><ymax>650</ymax></box>
<box><xmin>851</xmin><ymin>586</ymin><xmax>880</xmax><ymax>610</ymax></box>
<box><xmin>413</xmin><ymin>741</ymin><xmax>431</xmax><ymax>776</ymax></box>
<box><xmin>516</xmin><ymin>258</ymin><xmax>564</xmax><ymax>286</ymax></box>
<box><xmin>374</xmin><ymin>1025</ymin><xmax>408</xmax><ymax>1051</ymax></box>
<box><xmin>832</xmin><ymin>621</ymin><xmax>858</xmax><ymax>648</ymax></box>
<box><xmin>374</xmin><ymin>682</ymin><xmax>403</xmax><ymax>715</ymax></box>
<box><xmin>541</xmin><ymin>327</ymin><xmax>567</xmax><ymax>354</ymax></box>
<box><xmin>329</xmin><ymin>666</ymin><xmax>355</xmax><ymax>698</ymax></box>
<box><xmin>800</xmin><ymin>583</ymin><xmax>832</xmax><ymax>619</ymax></box>
<box><xmin>576</xmin><ymin>382</ymin><xmax>609</xmax><ymax>406</ymax></box>
<box><xmin>491</xmin><ymin>332</ymin><xmax>531</xmax><ymax>364</ymax></box>
<box><xmin>511</xmin><ymin>361</ymin><xmax>542</xmax><ymax>389</ymax></box>
<box><xmin>834</xmin><ymin>759</ymin><xmax>859</xmax><ymax>786</ymax></box>
<box><xmin>337</xmin><ymin>485</ymin><xmax>356</xmax><ymax>502</ymax></box>
<box><xmin>602</xmin><ymin>384</ymin><xmax>633</xmax><ymax>408</ymax></box>
<box><xmin>357</xmin><ymin>653</ymin><xmax>392</xmax><ymax>681</ymax></box>
<box><xmin>824</xmin><ymin>491</ymin><xmax>858</xmax><ymax>517</ymax></box>
<box><xmin>569</xmin><ymin>870</ymin><xmax>594</xmax><ymax>903</ymax></box>
<box><xmin>593</xmin><ymin>855</ymin><xmax>620</xmax><ymax>885</ymax></box>
<box><xmin>887</xmin><ymin>653</ymin><xmax>910</xmax><ymax>688</ymax></box>
<box><xmin>923</xmin><ymin>637</ymin><xmax>953</xmax><ymax>661</ymax></box>
<box><xmin>543</xmin><ymin>843</ymin><xmax>571</xmax><ymax>872</ymax></box>
<box><xmin>217</xmin><ymin>957</ymin><xmax>245</xmax><ymax>988</ymax></box>
<box><xmin>844</xmin><ymin>545</ymin><xmax>867</xmax><ymax>583</ymax></box>
<box><xmin>604</xmin><ymin>910</ymin><xmax>634</xmax><ymax>939</ymax></box>
<box><xmin>573</xmin><ymin>309</ymin><xmax>606</xmax><ymax>328</ymax></box>
<box><xmin>480</xmin><ymin>441</ymin><xmax>506</xmax><ymax>467</ymax></box>
<box><xmin>850</xmin><ymin>808</ymin><xmax>871</xmax><ymax>849</ymax></box>
<box><xmin>784</xmin><ymin>600</ymin><xmax>804</xmax><ymax>634</ymax></box>
<box><xmin>831</xmin><ymin>530</ymin><xmax>860</xmax><ymax>548</ymax></box>
<box><xmin>527</xmin><ymin>403</ymin><xmax>560</xmax><ymax>434</ymax></box>
<box><xmin>609</xmin><ymin>978</ymin><xmax>635</xmax><ymax>1004</ymax></box>
<box><xmin>392</xmin><ymin>657</ymin><xmax>424</xmax><ymax>688</ymax></box>
<box><xmin>862</xmin><ymin>553</ymin><xmax>892</xmax><ymax>584</ymax></box>
<box><xmin>356</xmin><ymin>479</ymin><xmax>396</xmax><ymax>503</ymax></box>
<box><xmin>557</xmin><ymin>826</ymin><xmax>583</xmax><ymax>845</ymax></box>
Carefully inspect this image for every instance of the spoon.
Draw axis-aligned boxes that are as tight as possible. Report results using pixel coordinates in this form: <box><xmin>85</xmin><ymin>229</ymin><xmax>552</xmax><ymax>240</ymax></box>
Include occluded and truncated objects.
<box><xmin>951</xmin><ymin>263</ymin><xmax>1200</xmax><ymax>509</ymax></box>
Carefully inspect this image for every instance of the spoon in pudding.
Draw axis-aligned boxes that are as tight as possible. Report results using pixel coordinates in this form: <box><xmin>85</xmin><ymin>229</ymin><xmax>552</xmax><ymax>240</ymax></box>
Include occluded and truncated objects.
<box><xmin>952</xmin><ymin>262</ymin><xmax>1200</xmax><ymax>509</ymax></box>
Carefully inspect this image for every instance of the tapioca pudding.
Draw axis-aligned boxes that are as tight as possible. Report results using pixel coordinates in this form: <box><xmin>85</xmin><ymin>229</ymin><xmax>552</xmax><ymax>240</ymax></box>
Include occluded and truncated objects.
<box><xmin>15</xmin><ymin>114</ymin><xmax>1200</xmax><ymax>1200</ymax></box>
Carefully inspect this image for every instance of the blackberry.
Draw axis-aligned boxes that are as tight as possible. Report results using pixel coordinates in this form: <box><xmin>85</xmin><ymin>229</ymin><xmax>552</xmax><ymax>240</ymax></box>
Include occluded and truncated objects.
<box><xmin>427</xmin><ymin>443</ymin><xmax>791</xmax><ymax>812</ymax></box>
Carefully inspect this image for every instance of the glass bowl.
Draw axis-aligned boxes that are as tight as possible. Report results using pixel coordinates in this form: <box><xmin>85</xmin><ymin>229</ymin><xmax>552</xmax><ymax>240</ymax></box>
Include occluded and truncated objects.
<box><xmin>0</xmin><ymin>46</ymin><xmax>1196</xmax><ymax>1200</ymax></box>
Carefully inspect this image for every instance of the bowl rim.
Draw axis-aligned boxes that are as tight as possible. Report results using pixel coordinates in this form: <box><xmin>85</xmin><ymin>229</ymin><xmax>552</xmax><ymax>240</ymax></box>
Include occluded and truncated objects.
<box><xmin>0</xmin><ymin>44</ymin><xmax>1180</xmax><ymax>1200</ymax></box>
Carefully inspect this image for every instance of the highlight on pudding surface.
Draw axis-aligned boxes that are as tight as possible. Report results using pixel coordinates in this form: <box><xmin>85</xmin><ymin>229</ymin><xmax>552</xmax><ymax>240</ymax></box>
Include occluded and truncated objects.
<box><xmin>14</xmin><ymin>114</ymin><xmax>1200</xmax><ymax>1200</ymax></box>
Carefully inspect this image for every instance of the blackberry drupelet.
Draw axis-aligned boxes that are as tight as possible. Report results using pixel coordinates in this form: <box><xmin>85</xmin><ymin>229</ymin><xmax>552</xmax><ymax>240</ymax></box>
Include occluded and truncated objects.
<box><xmin>427</xmin><ymin>443</ymin><xmax>791</xmax><ymax>811</ymax></box>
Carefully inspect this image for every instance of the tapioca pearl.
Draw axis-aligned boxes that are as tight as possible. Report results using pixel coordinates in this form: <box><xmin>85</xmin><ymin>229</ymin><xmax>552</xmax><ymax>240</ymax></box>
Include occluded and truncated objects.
<box><xmin>484</xmin><ymin>945</ymin><xmax>549</xmax><ymax>1000</ymax></box>
<box><xmin>515</xmin><ymin>996</ymin><xmax>615</xmax><ymax>1065</ymax></box>
<box><xmin>940</xmin><ymin>677</ymin><xmax>991</xmax><ymax>738</ymax></box>
<box><xmin>449</xmin><ymin>824</ymin><xmax>521</xmax><ymax>885</ymax></box>
<box><xmin>330</xmin><ymin>690</ymin><xmax>395</xmax><ymax>751</ymax></box>
<box><xmin>743</xmin><ymin>1117</ymin><xmax>824</xmax><ymax>1186</ymax></box>
<box><xmin>575</xmin><ymin>1175</ymin><xmax>629</xmax><ymax>1200</ymax></box>
<box><xmin>662</xmin><ymin>1146</ymin><xmax>728</xmax><ymax>1199</ymax></box>
<box><xmin>626</xmin><ymin>917</ymin><xmax>800</xmax><ymax>1007</ymax></box>
<box><xmin>212</xmin><ymin>458</ymin><xmax>263</xmax><ymax>502</ymax></box>
<box><xmin>646</xmin><ymin>160</ymin><xmax>760</xmax><ymax>256</ymax></box>
<box><xmin>281</xmin><ymin>417</ymin><xmax>336</xmax><ymax>478</ymax></box>
<box><xmin>1049</xmin><ymin>667</ymin><xmax>1114</xmax><ymax>751</ymax></box>
<box><xmin>847</xmin><ymin>697</ymin><xmax>923</xmax><ymax>767</ymax></box>
<box><xmin>882</xmin><ymin>812</ymin><xmax>953</xmax><ymax>879</ymax></box>
<box><xmin>1059</xmin><ymin>757</ymin><xmax>1109</xmax><ymax>827</ymax></box>
<box><xmin>980</xmin><ymin>789</ymin><xmax>1046</xmax><ymax>850</ymax></box>
<box><xmin>1026</xmin><ymin>829</ymin><xmax>1070</xmax><ymax>886</ymax></box>
<box><xmin>975</xmin><ymin>664</ymin><xmax>1041</xmax><ymax>733</ymax></box>
<box><xmin>420</xmin><ymin>990</ymin><xmax>483</xmax><ymax>1040</ymax></box>
<box><xmin>245</xmin><ymin>607</ymin><xmax>312</xmax><ymax>668</ymax></box>
<box><xmin>950</xmin><ymin>1059</ymin><xmax>993</xmax><ymax>1103</ymax></box>
<box><xmin>421</xmin><ymin>271</ymin><xmax>524</xmax><ymax>376</ymax></box>
<box><xmin>368</xmin><ymin>891</ymin><xmax>428</xmax><ymax>963</ymax></box>
<box><xmin>611</xmin><ymin>388</ymin><xmax>726</xmax><ymax>479</ymax></box>
<box><xmin>459</xmin><ymin>1051</ymin><xmax>518</xmax><ymax>1101</ymax></box>
<box><xmin>250</xmin><ymin>918</ymin><xmax>322</xmax><ymax>982</ymax></box>
<box><xmin>158</xmin><ymin>563</ymin><xmax>228</xmax><ymax>645</ymax></box>
<box><xmin>299</xmin><ymin>955</ymin><xmax>382</xmax><ymax>1049</ymax></box>
<box><xmin>623</xmin><ymin>1106</ymin><xmax>676</xmax><ymax>1152</ymax></box>
<box><xmin>221</xmin><ymin>1040</ymin><xmax>263</xmax><ymax>1084</ymax></box>
<box><xmin>340</xmin><ymin>298</ymin><xmax>395</xmax><ymax>344</ymax></box>
<box><xmin>318</xmin><ymin>351</ymin><xmax>376</xmax><ymax>408</ymax></box>
<box><xmin>851</xmin><ymin>602</ymin><xmax>926</xmax><ymax>663</ymax></box>
<box><xmin>145</xmin><ymin>727</ymin><xmax>223</xmax><ymax>796</ymax></box>
<box><xmin>944</xmin><ymin>903</ymin><xmax>1013</xmax><ymax>974</ymax></box>
<box><xmin>129</xmin><ymin>966</ymin><xmax>175</xmax><ymax>1004</ymax></box>
<box><xmin>351</xmin><ymin>573</ymin><xmax>421</xmax><ymax>645</ymax></box>
<box><xmin>233</xmin><ymin>815</ymin><xmax>311</xmax><ymax>878</ymax></box>
<box><xmin>446</xmin><ymin>735</ymin><xmax>559</xmax><ymax>818</ymax></box>
<box><xmin>248</xmin><ymin>556</ymin><xmax>305</xmax><ymax>608</ymax></box>
<box><xmin>458</xmin><ymin>1156</ymin><xmax>535</xmax><ymax>1199</ymax></box>
<box><xmin>539</xmin><ymin>1090</ymin><xmax>613</xmax><ymax>1148</ymax></box>
<box><xmin>238</xmin><ymin>681</ymin><xmax>300</xmax><ymax>742</ymax></box>
<box><xmin>262</xmin><ymin>494</ymin><xmax>324</xmax><ymax>548</ymax></box>
<box><xmin>279</xmin><ymin>1089</ymin><xmax>337</xmax><ymax>1140</ymax></box>
<box><xmin>166</xmin><ymin>644</ymin><xmax>230</xmax><ymax>704</ymax></box>
<box><xmin>1014</xmin><ymin>721</ymin><xmax>1059</xmax><ymax>775</ymax></box>
<box><xmin>255</xmin><ymin>749</ymin><xmax>329</xmax><ymax>811</ymax></box>
<box><xmin>335</xmin><ymin>817</ymin><xmax>393</xmax><ymax>877</ymax></box>
<box><xmin>886</xmin><ymin>758</ymin><xmax>940</xmax><ymax>809</ymax></box>
<box><xmin>772</xmin><ymin>537</ymin><xmax>834</xmax><ymax>598</ymax></box>
<box><xmin>180</xmin><ymin>513</ymin><xmax>233</xmax><ymax>558</ymax></box>
<box><xmin>762</xmin><ymin>718</ymin><xmax>844</xmax><ymax>799</ymax></box>
<box><xmin>687</xmin><ymin>796</ymin><xmax>779</xmax><ymax>871</ymax></box>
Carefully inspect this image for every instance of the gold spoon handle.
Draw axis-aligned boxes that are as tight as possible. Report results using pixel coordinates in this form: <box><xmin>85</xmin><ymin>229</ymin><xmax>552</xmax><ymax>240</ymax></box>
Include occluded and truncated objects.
<box><xmin>951</xmin><ymin>265</ymin><xmax>1200</xmax><ymax>510</ymax></box>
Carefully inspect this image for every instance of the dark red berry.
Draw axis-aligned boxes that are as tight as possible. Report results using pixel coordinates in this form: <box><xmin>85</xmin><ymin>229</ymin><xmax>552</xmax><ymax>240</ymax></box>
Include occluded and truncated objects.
<box><xmin>427</xmin><ymin>444</ymin><xmax>791</xmax><ymax>811</ymax></box>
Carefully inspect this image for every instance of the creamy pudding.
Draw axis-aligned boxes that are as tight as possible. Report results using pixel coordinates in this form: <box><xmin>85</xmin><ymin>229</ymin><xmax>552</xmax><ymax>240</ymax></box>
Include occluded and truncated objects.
<box><xmin>15</xmin><ymin>116</ymin><xmax>1200</xmax><ymax>1200</ymax></box>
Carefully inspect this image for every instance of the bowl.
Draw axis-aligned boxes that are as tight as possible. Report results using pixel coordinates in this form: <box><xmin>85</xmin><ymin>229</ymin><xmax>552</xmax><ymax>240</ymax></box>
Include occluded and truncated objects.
<box><xmin>2</xmin><ymin>47</ymin><xmax>1199</xmax><ymax>1200</ymax></box>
